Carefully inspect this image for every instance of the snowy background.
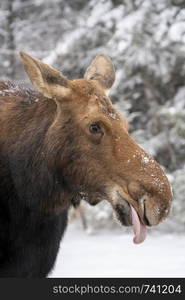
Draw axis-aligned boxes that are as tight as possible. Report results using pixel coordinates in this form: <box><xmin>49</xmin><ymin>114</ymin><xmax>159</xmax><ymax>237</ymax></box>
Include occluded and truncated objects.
<box><xmin>0</xmin><ymin>0</ymin><xmax>185</xmax><ymax>277</ymax></box>
<box><xmin>50</xmin><ymin>224</ymin><xmax>185</xmax><ymax>278</ymax></box>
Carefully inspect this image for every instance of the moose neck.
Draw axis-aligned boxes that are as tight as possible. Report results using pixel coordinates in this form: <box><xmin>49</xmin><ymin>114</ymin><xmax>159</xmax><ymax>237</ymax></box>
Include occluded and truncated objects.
<box><xmin>0</xmin><ymin>88</ymin><xmax>74</xmax><ymax>215</ymax></box>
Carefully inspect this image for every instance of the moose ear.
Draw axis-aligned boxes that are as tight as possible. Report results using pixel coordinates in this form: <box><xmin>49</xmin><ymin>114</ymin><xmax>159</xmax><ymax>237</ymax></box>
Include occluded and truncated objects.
<box><xmin>19</xmin><ymin>51</ymin><xmax>71</xmax><ymax>99</ymax></box>
<box><xmin>84</xmin><ymin>54</ymin><xmax>115</xmax><ymax>94</ymax></box>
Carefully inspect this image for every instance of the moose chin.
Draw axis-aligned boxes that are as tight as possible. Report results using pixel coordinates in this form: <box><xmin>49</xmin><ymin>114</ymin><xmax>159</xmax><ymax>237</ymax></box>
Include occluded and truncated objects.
<box><xmin>0</xmin><ymin>52</ymin><xmax>172</xmax><ymax>277</ymax></box>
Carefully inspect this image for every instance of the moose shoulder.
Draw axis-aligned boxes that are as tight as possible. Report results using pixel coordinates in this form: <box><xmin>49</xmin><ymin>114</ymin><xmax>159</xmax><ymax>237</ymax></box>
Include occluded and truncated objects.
<box><xmin>0</xmin><ymin>52</ymin><xmax>172</xmax><ymax>277</ymax></box>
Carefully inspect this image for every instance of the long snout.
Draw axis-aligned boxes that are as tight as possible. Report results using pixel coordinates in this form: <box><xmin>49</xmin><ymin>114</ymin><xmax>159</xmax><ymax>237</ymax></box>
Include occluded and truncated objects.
<box><xmin>135</xmin><ymin>151</ymin><xmax>172</xmax><ymax>225</ymax></box>
<box><xmin>116</xmin><ymin>134</ymin><xmax>173</xmax><ymax>226</ymax></box>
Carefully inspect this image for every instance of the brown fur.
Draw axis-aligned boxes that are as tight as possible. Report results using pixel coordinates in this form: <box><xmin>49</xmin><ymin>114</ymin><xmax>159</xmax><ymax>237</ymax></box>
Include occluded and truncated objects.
<box><xmin>0</xmin><ymin>53</ymin><xmax>172</xmax><ymax>277</ymax></box>
<box><xmin>0</xmin><ymin>76</ymin><xmax>171</xmax><ymax>221</ymax></box>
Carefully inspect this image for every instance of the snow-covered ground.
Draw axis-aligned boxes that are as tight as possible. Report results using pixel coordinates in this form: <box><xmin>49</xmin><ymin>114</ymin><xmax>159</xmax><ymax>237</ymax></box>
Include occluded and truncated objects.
<box><xmin>50</xmin><ymin>224</ymin><xmax>185</xmax><ymax>278</ymax></box>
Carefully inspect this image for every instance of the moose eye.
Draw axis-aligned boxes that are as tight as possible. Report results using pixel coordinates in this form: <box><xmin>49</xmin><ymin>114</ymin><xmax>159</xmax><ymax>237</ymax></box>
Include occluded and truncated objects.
<box><xmin>89</xmin><ymin>123</ymin><xmax>102</xmax><ymax>134</ymax></box>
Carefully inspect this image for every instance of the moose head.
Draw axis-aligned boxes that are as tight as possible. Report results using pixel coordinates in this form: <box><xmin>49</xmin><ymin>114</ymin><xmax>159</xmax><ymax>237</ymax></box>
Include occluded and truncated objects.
<box><xmin>20</xmin><ymin>52</ymin><xmax>172</xmax><ymax>244</ymax></box>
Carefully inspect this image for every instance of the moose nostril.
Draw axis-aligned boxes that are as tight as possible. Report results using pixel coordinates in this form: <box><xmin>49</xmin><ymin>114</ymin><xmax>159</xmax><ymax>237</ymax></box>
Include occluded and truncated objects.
<box><xmin>127</xmin><ymin>181</ymin><xmax>145</xmax><ymax>201</ymax></box>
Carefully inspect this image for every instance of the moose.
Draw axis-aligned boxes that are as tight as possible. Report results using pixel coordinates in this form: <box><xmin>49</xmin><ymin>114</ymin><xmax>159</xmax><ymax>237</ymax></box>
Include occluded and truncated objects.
<box><xmin>0</xmin><ymin>52</ymin><xmax>172</xmax><ymax>277</ymax></box>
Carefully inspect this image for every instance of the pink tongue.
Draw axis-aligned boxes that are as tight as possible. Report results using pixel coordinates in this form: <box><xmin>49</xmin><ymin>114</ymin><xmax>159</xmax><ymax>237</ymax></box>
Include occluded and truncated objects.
<box><xmin>131</xmin><ymin>205</ymin><xmax>147</xmax><ymax>244</ymax></box>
